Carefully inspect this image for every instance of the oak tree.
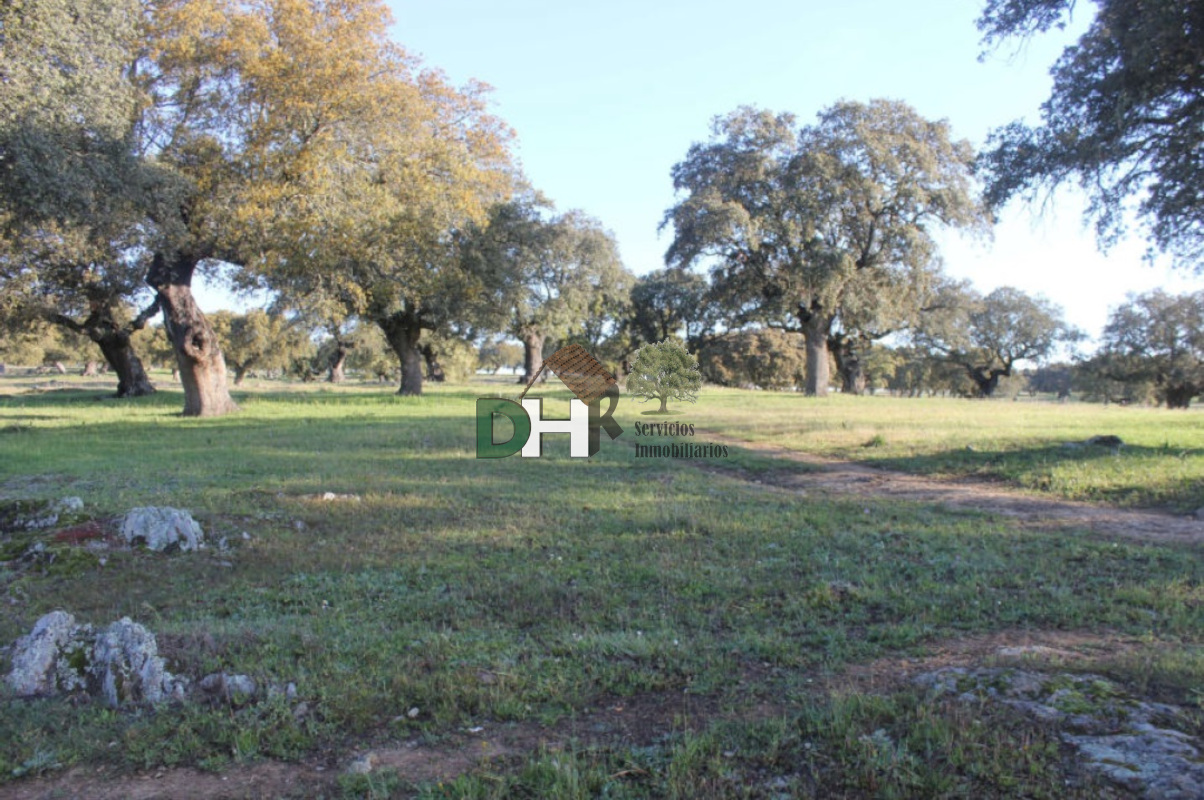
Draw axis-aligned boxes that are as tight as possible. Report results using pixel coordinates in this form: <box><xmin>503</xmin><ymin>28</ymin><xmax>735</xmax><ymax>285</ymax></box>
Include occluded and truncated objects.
<box><xmin>1094</xmin><ymin>289</ymin><xmax>1204</xmax><ymax>408</ymax></box>
<box><xmin>627</xmin><ymin>337</ymin><xmax>703</xmax><ymax>414</ymax></box>
<box><xmin>665</xmin><ymin>101</ymin><xmax>985</xmax><ymax>396</ymax></box>
<box><xmin>915</xmin><ymin>284</ymin><xmax>1080</xmax><ymax>397</ymax></box>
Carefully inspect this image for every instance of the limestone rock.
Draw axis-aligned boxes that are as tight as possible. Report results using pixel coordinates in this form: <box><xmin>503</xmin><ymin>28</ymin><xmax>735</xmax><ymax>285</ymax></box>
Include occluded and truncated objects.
<box><xmin>0</xmin><ymin>497</ymin><xmax>86</xmax><ymax>533</ymax></box>
<box><xmin>5</xmin><ymin>611</ymin><xmax>92</xmax><ymax>696</ymax></box>
<box><xmin>198</xmin><ymin>672</ymin><xmax>259</xmax><ymax>706</ymax></box>
<box><xmin>120</xmin><ymin>507</ymin><xmax>203</xmax><ymax>552</ymax></box>
<box><xmin>89</xmin><ymin>617</ymin><xmax>186</xmax><ymax>706</ymax></box>
<box><xmin>918</xmin><ymin>667</ymin><xmax>1204</xmax><ymax>799</ymax></box>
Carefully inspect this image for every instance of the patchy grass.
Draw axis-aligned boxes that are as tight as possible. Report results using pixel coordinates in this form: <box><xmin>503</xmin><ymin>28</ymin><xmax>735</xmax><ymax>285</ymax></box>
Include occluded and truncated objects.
<box><xmin>0</xmin><ymin>377</ymin><xmax>1200</xmax><ymax>795</ymax></box>
<box><xmin>687</xmin><ymin>388</ymin><xmax>1204</xmax><ymax>510</ymax></box>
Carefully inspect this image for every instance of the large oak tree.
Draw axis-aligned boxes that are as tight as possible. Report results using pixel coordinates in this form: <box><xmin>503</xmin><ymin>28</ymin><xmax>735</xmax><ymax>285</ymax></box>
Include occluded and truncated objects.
<box><xmin>664</xmin><ymin>100</ymin><xmax>986</xmax><ymax>396</ymax></box>
<box><xmin>227</xmin><ymin>0</ymin><xmax>514</xmax><ymax>396</ymax></box>
<box><xmin>0</xmin><ymin>0</ymin><xmax>159</xmax><ymax>396</ymax></box>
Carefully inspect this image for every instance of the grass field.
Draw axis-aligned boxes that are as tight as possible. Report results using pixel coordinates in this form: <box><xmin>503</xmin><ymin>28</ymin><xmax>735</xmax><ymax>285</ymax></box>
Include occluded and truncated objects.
<box><xmin>687</xmin><ymin>388</ymin><xmax>1204</xmax><ymax>511</ymax></box>
<box><xmin>0</xmin><ymin>375</ymin><xmax>1201</xmax><ymax>798</ymax></box>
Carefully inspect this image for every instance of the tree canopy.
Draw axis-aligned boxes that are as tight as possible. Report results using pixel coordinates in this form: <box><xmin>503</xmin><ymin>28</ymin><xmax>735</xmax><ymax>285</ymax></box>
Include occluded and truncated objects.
<box><xmin>916</xmin><ymin>283</ymin><xmax>1080</xmax><ymax>397</ymax></box>
<box><xmin>462</xmin><ymin>196</ymin><xmax>627</xmax><ymax>384</ymax></box>
<box><xmin>978</xmin><ymin>0</ymin><xmax>1204</xmax><ymax>265</ymax></box>
<box><xmin>1093</xmin><ymin>289</ymin><xmax>1204</xmax><ymax>408</ymax></box>
<box><xmin>627</xmin><ymin>337</ymin><xmax>703</xmax><ymax>414</ymax></box>
<box><xmin>664</xmin><ymin>100</ymin><xmax>985</xmax><ymax>396</ymax></box>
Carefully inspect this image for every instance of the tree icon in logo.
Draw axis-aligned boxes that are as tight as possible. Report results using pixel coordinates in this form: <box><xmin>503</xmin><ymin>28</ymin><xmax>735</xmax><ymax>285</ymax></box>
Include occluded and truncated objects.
<box><xmin>627</xmin><ymin>338</ymin><xmax>702</xmax><ymax>414</ymax></box>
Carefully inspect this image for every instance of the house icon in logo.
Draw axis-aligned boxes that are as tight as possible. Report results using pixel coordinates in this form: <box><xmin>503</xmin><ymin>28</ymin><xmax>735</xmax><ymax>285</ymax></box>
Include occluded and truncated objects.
<box><xmin>477</xmin><ymin>345</ymin><xmax>623</xmax><ymax>458</ymax></box>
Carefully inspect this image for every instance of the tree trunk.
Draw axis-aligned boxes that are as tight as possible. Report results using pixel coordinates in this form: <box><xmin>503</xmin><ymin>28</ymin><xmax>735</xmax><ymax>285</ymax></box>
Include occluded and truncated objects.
<box><xmin>95</xmin><ymin>329</ymin><xmax>156</xmax><ymax>397</ymax></box>
<box><xmin>658</xmin><ymin>394</ymin><xmax>668</xmax><ymax>413</ymax></box>
<box><xmin>831</xmin><ymin>334</ymin><xmax>868</xmax><ymax>395</ymax></box>
<box><xmin>421</xmin><ymin>344</ymin><xmax>446</xmax><ymax>382</ymax></box>
<box><xmin>800</xmin><ymin>308</ymin><xmax>832</xmax><ymax>397</ymax></box>
<box><xmin>327</xmin><ymin>345</ymin><xmax>348</xmax><ymax>383</ymax></box>
<box><xmin>378</xmin><ymin>312</ymin><xmax>425</xmax><ymax>396</ymax></box>
<box><xmin>149</xmin><ymin>252</ymin><xmax>238</xmax><ymax>416</ymax></box>
<box><xmin>233</xmin><ymin>364</ymin><xmax>250</xmax><ymax>385</ymax></box>
<box><xmin>51</xmin><ymin>304</ymin><xmax>157</xmax><ymax>398</ymax></box>
<box><xmin>1164</xmin><ymin>384</ymin><xmax>1196</xmax><ymax>409</ymax></box>
<box><xmin>518</xmin><ymin>330</ymin><xmax>545</xmax><ymax>385</ymax></box>
<box><xmin>82</xmin><ymin>361</ymin><xmax>100</xmax><ymax>376</ymax></box>
<box><xmin>968</xmin><ymin>366</ymin><xmax>1006</xmax><ymax>398</ymax></box>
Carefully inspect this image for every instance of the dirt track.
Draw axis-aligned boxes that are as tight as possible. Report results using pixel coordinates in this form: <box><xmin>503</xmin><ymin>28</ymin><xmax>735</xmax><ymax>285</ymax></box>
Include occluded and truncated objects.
<box><xmin>699</xmin><ymin>430</ymin><xmax>1203</xmax><ymax>547</ymax></box>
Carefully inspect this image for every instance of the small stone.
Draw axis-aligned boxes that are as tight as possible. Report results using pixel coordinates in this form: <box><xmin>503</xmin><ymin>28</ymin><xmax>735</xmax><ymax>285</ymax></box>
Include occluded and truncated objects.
<box><xmin>293</xmin><ymin>702</ymin><xmax>309</xmax><ymax>719</ymax></box>
<box><xmin>346</xmin><ymin>753</ymin><xmax>377</xmax><ymax>775</ymax></box>
<box><xmin>241</xmin><ymin>531</ymin><xmax>251</xmax><ymax>540</ymax></box>
<box><xmin>407</xmin><ymin>706</ymin><xmax>419</xmax><ymax>718</ymax></box>
<box><xmin>199</xmin><ymin>672</ymin><xmax>257</xmax><ymax>706</ymax></box>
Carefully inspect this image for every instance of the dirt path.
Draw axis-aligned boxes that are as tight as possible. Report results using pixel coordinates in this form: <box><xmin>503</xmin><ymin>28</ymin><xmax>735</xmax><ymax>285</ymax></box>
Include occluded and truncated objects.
<box><xmin>699</xmin><ymin>430</ymin><xmax>1203</xmax><ymax>547</ymax></box>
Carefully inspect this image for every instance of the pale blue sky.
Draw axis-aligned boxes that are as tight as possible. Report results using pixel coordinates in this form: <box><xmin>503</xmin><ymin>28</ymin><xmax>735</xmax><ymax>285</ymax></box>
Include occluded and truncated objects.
<box><xmin>202</xmin><ymin>0</ymin><xmax>1202</xmax><ymax>343</ymax></box>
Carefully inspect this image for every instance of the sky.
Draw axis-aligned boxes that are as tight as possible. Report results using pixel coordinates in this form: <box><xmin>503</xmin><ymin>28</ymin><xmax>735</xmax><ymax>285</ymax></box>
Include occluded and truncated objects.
<box><xmin>202</xmin><ymin>0</ymin><xmax>1202</xmax><ymax>345</ymax></box>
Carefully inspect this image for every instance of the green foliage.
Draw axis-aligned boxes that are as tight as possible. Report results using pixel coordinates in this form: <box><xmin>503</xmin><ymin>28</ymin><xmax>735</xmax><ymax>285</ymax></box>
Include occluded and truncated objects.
<box><xmin>462</xmin><ymin>196</ymin><xmax>630</xmax><ymax>364</ymax></box>
<box><xmin>697</xmin><ymin>328</ymin><xmax>806</xmax><ymax>390</ymax></box>
<box><xmin>978</xmin><ymin>0</ymin><xmax>1204</xmax><ymax>265</ymax></box>
<box><xmin>627</xmin><ymin>267</ymin><xmax>714</xmax><ymax>350</ymax></box>
<box><xmin>665</xmin><ymin>100</ymin><xmax>986</xmax><ymax>395</ymax></box>
<box><xmin>626</xmin><ymin>337</ymin><xmax>702</xmax><ymax>412</ymax></box>
<box><xmin>476</xmin><ymin>338</ymin><xmax>523</xmax><ymax>374</ymax></box>
<box><xmin>915</xmin><ymin>283</ymin><xmax>1080</xmax><ymax>397</ymax></box>
<box><xmin>1092</xmin><ymin>289</ymin><xmax>1204</xmax><ymax>408</ymax></box>
<box><xmin>209</xmin><ymin>310</ymin><xmax>313</xmax><ymax>383</ymax></box>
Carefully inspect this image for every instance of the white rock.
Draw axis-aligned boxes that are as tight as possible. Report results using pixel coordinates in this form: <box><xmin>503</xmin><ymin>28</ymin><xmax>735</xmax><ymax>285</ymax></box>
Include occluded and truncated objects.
<box><xmin>5</xmin><ymin>611</ymin><xmax>88</xmax><ymax>695</ymax></box>
<box><xmin>120</xmin><ymin>507</ymin><xmax>204</xmax><ymax>552</ymax></box>
<box><xmin>90</xmin><ymin>617</ymin><xmax>184</xmax><ymax>706</ymax></box>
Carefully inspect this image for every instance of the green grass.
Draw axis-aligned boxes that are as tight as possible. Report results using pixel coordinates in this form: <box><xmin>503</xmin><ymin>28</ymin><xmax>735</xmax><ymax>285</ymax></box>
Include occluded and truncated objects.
<box><xmin>687</xmin><ymin>388</ymin><xmax>1204</xmax><ymax>510</ymax></box>
<box><xmin>0</xmin><ymin>378</ymin><xmax>1200</xmax><ymax>796</ymax></box>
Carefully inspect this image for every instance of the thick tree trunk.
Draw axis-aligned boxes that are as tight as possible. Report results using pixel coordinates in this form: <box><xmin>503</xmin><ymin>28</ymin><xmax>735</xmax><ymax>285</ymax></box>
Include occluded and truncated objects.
<box><xmin>968</xmin><ymin>366</ymin><xmax>1007</xmax><ymax>398</ymax></box>
<box><xmin>82</xmin><ymin>361</ymin><xmax>100</xmax><ymax>376</ymax></box>
<box><xmin>800</xmin><ymin>308</ymin><xmax>832</xmax><ymax>397</ymax></box>
<box><xmin>658</xmin><ymin>394</ymin><xmax>668</xmax><ymax>413</ymax></box>
<box><xmin>421</xmin><ymin>344</ymin><xmax>446</xmax><ymax>382</ymax></box>
<box><xmin>149</xmin><ymin>252</ymin><xmax>238</xmax><ymax>416</ymax></box>
<box><xmin>518</xmin><ymin>330</ymin><xmax>545</xmax><ymax>385</ymax></box>
<box><xmin>1164</xmin><ymin>384</ymin><xmax>1196</xmax><ymax>409</ymax></box>
<box><xmin>95</xmin><ymin>330</ymin><xmax>156</xmax><ymax>397</ymax></box>
<box><xmin>52</xmin><ymin>303</ymin><xmax>157</xmax><ymax>398</ymax></box>
<box><xmin>831</xmin><ymin>334</ymin><xmax>868</xmax><ymax>395</ymax></box>
<box><xmin>327</xmin><ymin>345</ymin><xmax>348</xmax><ymax>383</ymax></box>
<box><xmin>233</xmin><ymin>364</ymin><xmax>250</xmax><ymax>385</ymax></box>
<box><xmin>378</xmin><ymin>312</ymin><xmax>425</xmax><ymax>396</ymax></box>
